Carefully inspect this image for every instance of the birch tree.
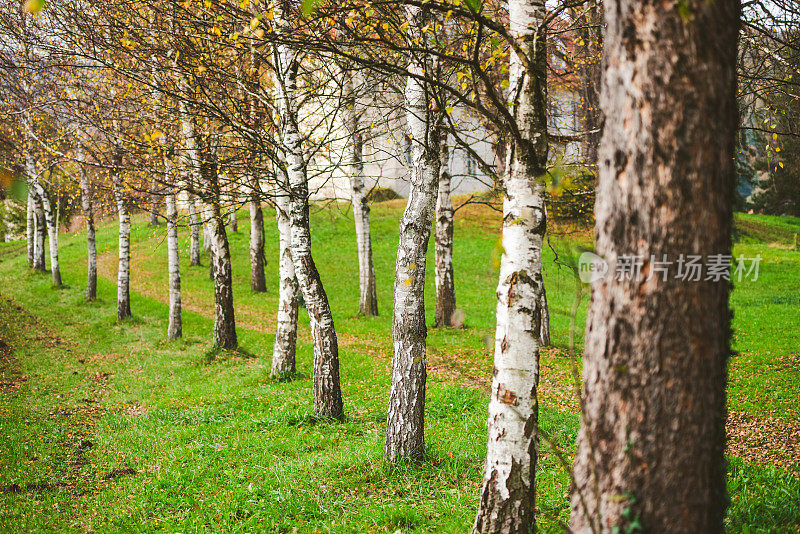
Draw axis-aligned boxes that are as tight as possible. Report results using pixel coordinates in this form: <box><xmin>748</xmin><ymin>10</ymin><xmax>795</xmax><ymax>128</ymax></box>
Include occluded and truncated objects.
<box><xmin>473</xmin><ymin>0</ymin><xmax>549</xmax><ymax>528</ymax></box>
<box><xmin>77</xmin><ymin>146</ymin><xmax>97</xmax><ymax>301</ymax></box>
<box><xmin>569</xmin><ymin>0</ymin><xmax>740</xmax><ymax>530</ymax></box>
<box><xmin>274</xmin><ymin>0</ymin><xmax>343</xmax><ymax>418</ymax></box>
<box><xmin>343</xmin><ymin>68</ymin><xmax>378</xmax><ymax>316</ymax></box>
<box><xmin>272</xmin><ymin>176</ymin><xmax>300</xmax><ymax>378</ymax></box>
<box><xmin>110</xmin><ymin>138</ymin><xmax>132</xmax><ymax>320</ymax></box>
<box><xmin>384</xmin><ymin>4</ymin><xmax>441</xmax><ymax>462</ymax></box>
<box><xmin>434</xmin><ymin>131</ymin><xmax>455</xmax><ymax>327</ymax></box>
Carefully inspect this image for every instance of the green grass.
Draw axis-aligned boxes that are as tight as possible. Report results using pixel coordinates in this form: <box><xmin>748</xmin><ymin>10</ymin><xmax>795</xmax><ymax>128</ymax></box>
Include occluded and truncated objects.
<box><xmin>0</xmin><ymin>204</ymin><xmax>798</xmax><ymax>532</ymax></box>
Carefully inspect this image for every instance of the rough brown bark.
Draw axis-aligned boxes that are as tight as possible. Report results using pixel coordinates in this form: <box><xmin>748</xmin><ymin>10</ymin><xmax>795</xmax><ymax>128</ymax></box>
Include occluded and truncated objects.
<box><xmin>569</xmin><ymin>0</ymin><xmax>740</xmax><ymax>531</ymax></box>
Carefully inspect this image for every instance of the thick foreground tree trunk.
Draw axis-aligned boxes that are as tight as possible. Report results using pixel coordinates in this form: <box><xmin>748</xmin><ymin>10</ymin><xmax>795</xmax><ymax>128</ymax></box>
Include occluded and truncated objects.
<box><xmin>434</xmin><ymin>133</ymin><xmax>455</xmax><ymax>328</ymax></box>
<box><xmin>78</xmin><ymin>154</ymin><xmax>97</xmax><ymax>301</ymax></box>
<box><xmin>343</xmin><ymin>69</ymin><xmax>378</xmax><ymax>316</ymax></box>
<box><xmin>473</xmin><ymin>0</ymin><xmax>548</xmax><ymax>530</ymax></box>
<box><xmin>385</xmin><ymin>7</ymin><xmax>440</xmax><ymax>462</ymax></box>
<box><xmin>274</xmin><ymin>0</ymin><xmax>343</xmax><ymax>418</ymax></box>
<box><xmin>569</xmin><ymin>0</ymin><xmax>740</xmax><ymax>532</ymax></box>
<box><xmin>272</xmin><ymin>188</ymin><xmax>299</xmax><ymax>378</ymax></box>
<box><xmin>249</xmin><ymin>184</ymin><xmax>267</xmax><ymax>292</ymax></box>
<box><xmin>111</xmin><ymin>150</ymin><xmax>132</xmax><ymax>320</ymax></box>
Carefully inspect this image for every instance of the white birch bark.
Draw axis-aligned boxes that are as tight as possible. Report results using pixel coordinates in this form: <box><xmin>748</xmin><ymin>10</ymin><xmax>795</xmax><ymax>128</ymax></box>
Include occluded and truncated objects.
<box><xmin>26</xmin><ymin>155</ymin><xmax>61</xmax><ymax>286</ymax></box>
<box><xmin>343</xmin><ymin>69</ymin><xmax>378</xmax><ymax>316</ymax></box>
<box><xmin>434</xmin><ymin>132</ymin><xmax>455</xmax><ymax>327</ymax></box>
<box><xmin>77</xmin><ymin>147</ymin><xmax>97</xmax><ymax>301</ymax></box>
<box><xmin>31</xmin><ymin>190</ymin><xmax>46</xmax><ymax>271</ymax></box>
<box><xmin>187</xmin><ymin>196</ymin><xmax>202</xmax><ymax>266</ymax></box>
<box><xmin>274</xmin><ymin>0</ymin><xmax>343</xmax><ymax>418</ymax></box>
<box><xmin>26</xmin><ymin>193</ymin><xmax>34</xmax><ymax>267</ymax></box>
<box><xmin>163</xmin><ymin>154</ymin><xmax>182</xmax><ymax>340</ymax></box>
<box><xmin>385</xmin><ymin>5</ymin><xmax>441</xmax><ymax>462</ymax></box>
<box><xmin>474</xmin><ymin>0</ymin><xmax>549</xmax><ymax>530</ymax></box>
<box><xmin>272</xmin><ymin>179</ymin><xmax>299</xmax><ymax>378</ymax></box>
<box><xmin>110</xmin><ymin>144</ymin><xmax>131</xmax><ymax>320</ymax></box>
<box><xmin>249</xmin><ymin>185</ymin><xmax>267</xmax><ymax>293</ymax></box>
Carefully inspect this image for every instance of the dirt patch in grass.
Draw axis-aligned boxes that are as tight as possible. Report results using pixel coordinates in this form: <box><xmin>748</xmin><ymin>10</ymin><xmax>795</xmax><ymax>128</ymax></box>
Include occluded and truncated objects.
<box><xmin>727</xmin><ymin>411</ymin><xmax>800</xmax><ymax>475</ymax></box>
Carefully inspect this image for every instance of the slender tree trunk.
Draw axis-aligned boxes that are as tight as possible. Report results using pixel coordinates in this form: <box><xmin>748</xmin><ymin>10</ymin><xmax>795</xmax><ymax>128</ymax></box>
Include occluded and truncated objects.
<box><xmin>32</xmin><ymin>192</ymin><xmax>46</xmax><ymax>271</ymax></box>
<box><xmin>249</xmin><ymin>178</ymin><xmax>267</xmax><ymax>292</ymax></box>
<box><xmin>274</xmin><ymin>0</ymin><xmax>343</xmax><ymax>419</ymax></box>
<box><xmin>188</xmin><ymin>196</ymin><xmax>202</xmax><ymax>266</ymax></box>
<box><xmin>343</xmin><ymin>69</ymin><xmax>378</xmax><ymax>316</ymax></box>
<box><xmin>149</xmin><ymin>180</ymin><xmax>160</xmax><ymax>226</ymax></box>
<box><xmin>166</xmin><ymin>187</ymin><xmax>182</xmax><ymax>340</ymax></box>
<box><xmin>272</xmin><ymin>183</ymin><xmax>299</xmax><ymax>378</ymax></box>
<box><xmin>26</xmin><ymin>193</ymin><xmax>33</xmax><ymax>267</ymax></box>
<box><xmin>229</xmin><ymin>202</ymin><xmax>238</xmax><ymax>233</ymax></box>
<box><xmin>30</xmin><ymin>178</ymin><xmax>61</xmax><ymax>286</ymax></box>
<box><xmin>569</xmin><ymin>0</ymin><xmax>740</xmax><ymax>531</ymax></box>
<box><xmin>385</xmin><ymin>6</ymin><xmax>440</xmax><ymax>462</ymax></box>
<box><xmin>434</xmin><ymin>132</ymin><xmax>456</xmax><ymax>328</ymax></box>
<box><xmin>202</xmin><ymin>142</ymin><xmax>237</xmax><ymax>350</ymax></box>
<box><xmin>473</xmin><ymin>0</ymin><xmax>548</xmax><ymax>529</ymax></box>
<box><xmin>111</xmin><ymin>148</ymin><xmax>131</xmax><ymax>320</ymax></box>
<box><xmin>78</xmin><ymin>152</ymin><xmax>97</xmax><ymax>301</ymax></box>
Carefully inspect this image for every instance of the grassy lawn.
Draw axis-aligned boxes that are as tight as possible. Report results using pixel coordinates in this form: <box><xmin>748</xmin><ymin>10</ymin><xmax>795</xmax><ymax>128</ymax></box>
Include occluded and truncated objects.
<box><xmin>0</xmin><ymin>202</ymin><xmax>798</xmax><ymax>532</ymax></box>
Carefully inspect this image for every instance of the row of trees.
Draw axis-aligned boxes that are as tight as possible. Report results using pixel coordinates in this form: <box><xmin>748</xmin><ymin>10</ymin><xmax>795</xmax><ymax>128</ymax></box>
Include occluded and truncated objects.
<box><xmin>0</xmin><ymin>0</ymin><xmax>770</xmax><ymax>529</ymax></box>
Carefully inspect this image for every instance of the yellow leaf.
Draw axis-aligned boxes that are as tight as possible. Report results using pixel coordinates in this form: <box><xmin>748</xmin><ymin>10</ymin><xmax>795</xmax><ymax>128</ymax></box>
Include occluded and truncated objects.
<box><xmin>24</xmin><ymin>0</ymin><xmax>45</xmax><ymax>14</ymax></box>
<box><xmin>779</xmin><ymin>161</ymin><xmax>784</xmax><ymax>168</ymax></box>
<box><xmin>250</xmin><ymin>17</ymin><xmax>260</xmax><ymax>29</ymax></box>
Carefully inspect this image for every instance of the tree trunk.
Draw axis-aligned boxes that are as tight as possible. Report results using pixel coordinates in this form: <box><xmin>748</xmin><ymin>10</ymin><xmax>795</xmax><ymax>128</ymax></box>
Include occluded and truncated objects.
<box><xmin>272</xmin><ymin>185</ymin><xmax>299</xmax><ymax>378</ymax></box>
<box><xmin>249</xmin><ymin>180</ymin><xmax>267</xmax><ymax>292</ymax></box>
<box><xmin>473</xmin><ymin>0</ymin><xmax>548</xmax><ymax>529</ymax></box>
<box><xmin>229</xmin><ymin>204</ymin><xmax>238</xmax><ymax>233</ymax></box>
<box><xmin>32</xmin><ymin>192</ymin><xmax>46</xmax><ymax>272</ymax></box>
<box><xmin>576</xmin><ymin>0</ymin><xmax>603</xmax><ymax>167</ymax></box>
<box><xmin>149</xmin><ymin>179</ymin><xmax>160</xmax><ymax>226</ymax></box>
<box><xmin>274</xmin><ymin>0</ymin><xmax>344</xmax><ymax>419</ymax></box>
<box><xmin>26</xmin><ymin>193</ymin><xmax>34</xmax><ymax>267</ymax></box>
<box><xmin>188</xmin><ymin>195</ymin><xmax>202</xmax><ymax>266</ymax></box>
<box><xmin>385</xmin><ymin>6</ymin><xmax>440</xmax><ymax>462</ymax></box>
<box><xmin>166</xmin><ymin>189</ymin><xmax>182</xmax><ymax>340</ymax></box>
<box><xmin>343</xmin><ymin>69</ymin><xmax>378</xmax><ymax>316</ymax></box>
<box><xmin>111</xmin><ymin>152</ymin><xmax>131</xmax><ymax>319</ymax></box>
<box><xmin>78</xmin><ymin>151</ymin><xmax>97</xmax><ymax>301</ymax></box>
<box><xmin>201</xmin><ymin>143</ymin><xmax>237</xmax><ymax>350</ymax></box>
<box><xmin>434</xmin><ymin>132</ymin><xmax>456</xmax><ymax>328</ymax></box>
<box><xmin>569</xmin><ymin>0</ymin><xmax>739</xmax><ymax>532</ymax></box>
<box><xmin>31</xmin><ymin>181</ymin><xmax>61</xmax><ymax>287</ymax></box>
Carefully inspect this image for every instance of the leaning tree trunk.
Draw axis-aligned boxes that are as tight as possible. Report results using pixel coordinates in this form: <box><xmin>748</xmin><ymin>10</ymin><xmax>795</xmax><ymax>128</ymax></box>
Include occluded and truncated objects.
<box><xmin>473</xmin><ymin>0</ymin><xmax>548</xmax><ymax>529</ymax></box>
<box><xmin>272</xmin><ymin>184</ymin><xmax>300</xmax><ymax>378</ymax></box>
<box><xmin>434</xmin><ymin>132</ymin><xmax>456</xmax><ymax>328</ymax></box>
<box><xmin>78</xmin><ymin>151</ymin><xmax>97</xmax><ymax>301</ymax></box>
<box><xmin>385</xmin><ymin>5</ymin><xmax>440</xmax><ymax>462</ymax></box>
<box><xmin>274</xmin><ymin>0</ymin><xmax>343</xmax><ymax>419</ymax></box>
<box><xmin>26</xmin><ymin>193</ymin><xmax>34</xmax><ymax>267</ymax></box>
<box><xmin>249</xmin><ymin>177</ymin><xmax>267</xmax><ymax>293</ymax></box>
<box><xmin>569</xmin><ymin>0</ymin><xmax>740</xmax><ymax>531</ymax></box>
<box><xmin>343</xmin><ymin>69</ymin><xmax>378</xmax><ymax>316</ymax></box>
<box><xmin>111</xmin><ymin>148</ymin><xmax>132</xmax><ymax>320</ymax></box>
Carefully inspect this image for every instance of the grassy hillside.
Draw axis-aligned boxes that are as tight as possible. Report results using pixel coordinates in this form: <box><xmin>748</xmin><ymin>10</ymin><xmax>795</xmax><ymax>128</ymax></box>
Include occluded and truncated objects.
<box><xmin>0</xmin><ymin>204</ymin><xmax>798</xmax><ymax>532</ymax></box>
